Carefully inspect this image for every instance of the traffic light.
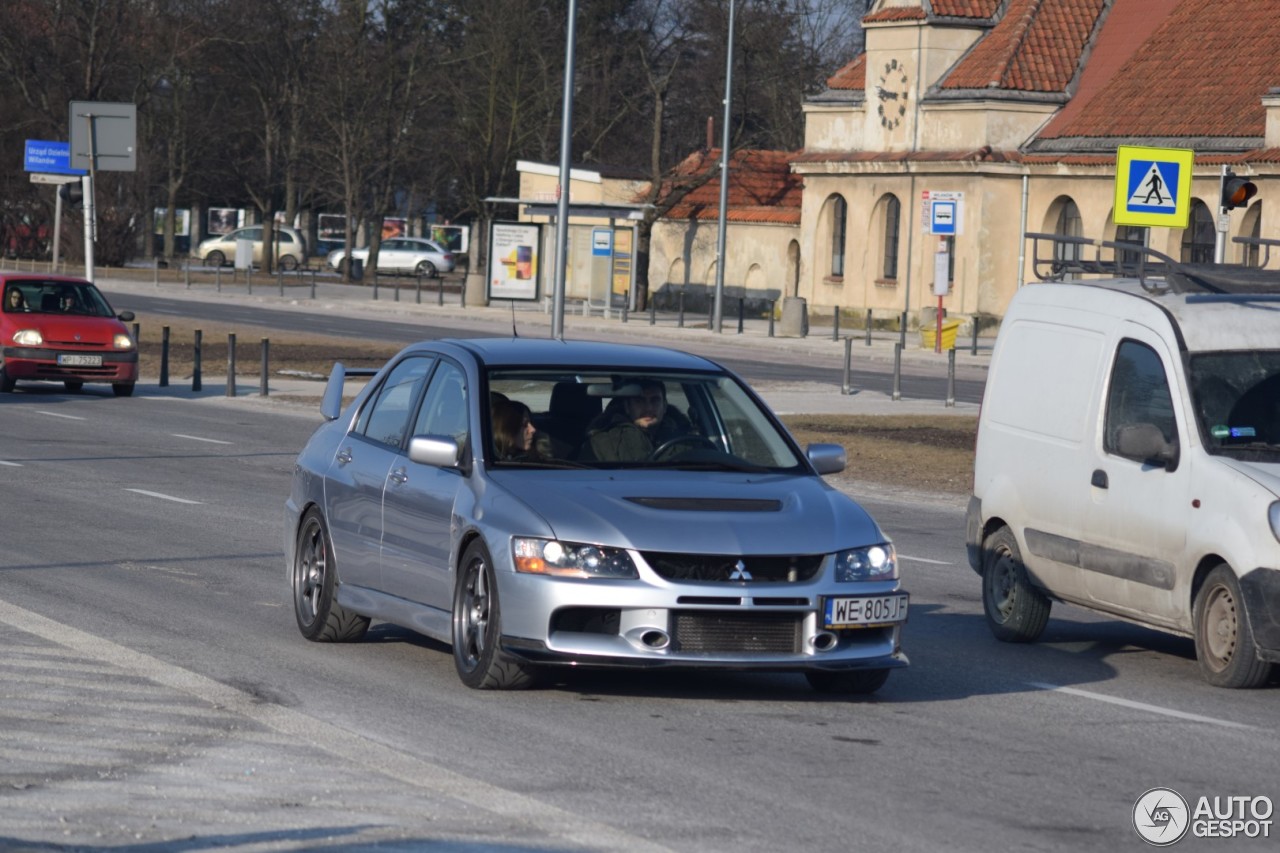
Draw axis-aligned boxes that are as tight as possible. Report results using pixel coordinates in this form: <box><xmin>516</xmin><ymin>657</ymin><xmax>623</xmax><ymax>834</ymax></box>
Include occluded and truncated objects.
<box><xmin>58</xmin><ymin>181</ymin><xmax>83</xmax><ymax>209</ymax></box>
<box><xmin>1221</xmin><ymin>169</ymin><xmax>1257</xmax><ymax>210</ymax></box>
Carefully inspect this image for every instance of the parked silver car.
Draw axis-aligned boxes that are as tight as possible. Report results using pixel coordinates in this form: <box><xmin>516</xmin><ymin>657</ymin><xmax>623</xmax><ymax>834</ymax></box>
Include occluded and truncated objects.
<box><xmin>327</xmin><ymin>236</ymin><xmax>455</xmax><ymax>278</ymax></box>
<box><xmin>285</xmin><ymin>339</ymin><xmax>908</xmax><ymax>693</ymax></box>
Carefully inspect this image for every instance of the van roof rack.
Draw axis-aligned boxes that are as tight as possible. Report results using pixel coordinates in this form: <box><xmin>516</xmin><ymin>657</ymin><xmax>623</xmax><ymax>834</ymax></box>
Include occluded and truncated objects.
<box><xmin>1026</xmin><ymin>232</ymin><xmax>1280</xmax><ymax>296</ymax></box>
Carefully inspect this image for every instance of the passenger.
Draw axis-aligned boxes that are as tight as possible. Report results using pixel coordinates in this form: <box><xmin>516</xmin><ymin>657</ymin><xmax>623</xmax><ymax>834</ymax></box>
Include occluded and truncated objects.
<box><xmin>492</xmin><ymin>399</ymin><xmax>539</xmax><ymax>461</ymax></box>
<box><xmin>5</xmin><ymin>288</ymin><xmax>26</xmax><ymax>312</ymax></box>
<box><xmin>59</xmin><ymin>290</ymin><xmax>79</xmax><ymax>313</ymax></box>
<box><xmin>585</xmin><ymin>378</ymin><xmax>697</xmax><ymax>462</ymax></box>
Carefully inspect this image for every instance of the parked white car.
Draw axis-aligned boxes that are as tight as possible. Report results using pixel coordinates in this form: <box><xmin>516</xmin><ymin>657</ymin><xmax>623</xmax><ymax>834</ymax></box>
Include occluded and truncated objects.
<box><xmin>197</xmin><ymin>225</ymin><xmax>307</xmax><ymax>271</ymax></box>
<box><xmin>968</xmin><ymin>232</ymin><xmax>1280</xmax><ymax>688</ymax></box>
<box><xmin>327</xmin><ymin>237</ymin><xmax>455</xmax><ymax>278</ymax></box>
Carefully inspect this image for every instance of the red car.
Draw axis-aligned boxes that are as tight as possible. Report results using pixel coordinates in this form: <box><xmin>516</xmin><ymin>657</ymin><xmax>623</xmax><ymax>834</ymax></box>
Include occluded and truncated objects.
<box><xmin>1</xmin><ymin>274</ymin><xmax>138</xmax><ymax>396</ymax></box>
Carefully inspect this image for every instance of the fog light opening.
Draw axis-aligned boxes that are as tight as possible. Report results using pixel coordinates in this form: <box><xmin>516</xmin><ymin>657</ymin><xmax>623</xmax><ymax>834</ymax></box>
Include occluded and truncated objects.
<box><xmin>640</xmin><ymin>630</ymin><xmax>670</xmax><ymax>650</ymax></box>
<box><xmin>810</xmin><ymin>631</ymin><xmax>838</xmax><ymax>652</ymax></box>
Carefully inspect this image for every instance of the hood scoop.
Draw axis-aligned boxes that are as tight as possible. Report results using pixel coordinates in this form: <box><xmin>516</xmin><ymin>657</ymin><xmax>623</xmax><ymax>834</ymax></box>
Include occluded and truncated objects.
<box><xmin>625</xmin><ymin>497</ymin><xmax>782</xmax><ymax>512</ymax></box>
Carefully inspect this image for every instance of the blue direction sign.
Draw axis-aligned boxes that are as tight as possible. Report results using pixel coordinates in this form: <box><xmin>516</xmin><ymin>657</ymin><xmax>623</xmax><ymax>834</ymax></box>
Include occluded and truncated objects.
<box><xmin>1114</xmin><ymin>145</ymin><xmax>1193</xmax><ymax>228</ymax></box>
<box><xmin>24</xmin><ymin>139</ymin><xmax>86</xmax><ymax>176</ymax></box>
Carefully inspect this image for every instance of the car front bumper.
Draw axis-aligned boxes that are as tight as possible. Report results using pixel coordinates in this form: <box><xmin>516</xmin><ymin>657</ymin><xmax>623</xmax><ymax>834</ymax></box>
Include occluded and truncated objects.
<box><xmin>2</xmin><ymin>346</ymin><xmax>138</xmax><ymax>384</ymax></box>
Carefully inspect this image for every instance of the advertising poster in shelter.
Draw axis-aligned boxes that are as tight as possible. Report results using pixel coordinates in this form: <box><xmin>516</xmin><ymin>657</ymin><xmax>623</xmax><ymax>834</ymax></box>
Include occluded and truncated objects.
<box><xmin>488</xmin><ymin>222</ymin><xmax>540</xmax><ymax>301</ymax></box>
<box><xmin>207</xmin><ymin>208</ymin><xmax>238</xmax><ymax>235</ymax></box>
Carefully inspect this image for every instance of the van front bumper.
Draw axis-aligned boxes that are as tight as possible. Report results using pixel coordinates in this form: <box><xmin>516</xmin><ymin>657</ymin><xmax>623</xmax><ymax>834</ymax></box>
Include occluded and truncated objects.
<box><xmin>1240</xmin><ymin>567</ymin><xmax>1280</xmax><ymax>663</ymax></box>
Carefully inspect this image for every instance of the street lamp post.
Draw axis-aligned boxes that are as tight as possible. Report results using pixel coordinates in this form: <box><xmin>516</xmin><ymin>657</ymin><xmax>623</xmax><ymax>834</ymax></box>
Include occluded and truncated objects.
<box><xmin>712</xmin><ymin>0</ymin><xmax>736</xmax><ymax>334</ymax></box>
<box><xmin>552</xmin><ymin>0</ymin><xmax>578</xmax><ymax>340</ymax></box>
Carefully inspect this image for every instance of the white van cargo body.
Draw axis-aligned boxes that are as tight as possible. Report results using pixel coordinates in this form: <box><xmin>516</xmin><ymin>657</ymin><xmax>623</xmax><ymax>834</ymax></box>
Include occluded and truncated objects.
<box><xmin>967</xmin><ymin>234</ymin><xmax>1280</xmax><ymax>688</ymax></box>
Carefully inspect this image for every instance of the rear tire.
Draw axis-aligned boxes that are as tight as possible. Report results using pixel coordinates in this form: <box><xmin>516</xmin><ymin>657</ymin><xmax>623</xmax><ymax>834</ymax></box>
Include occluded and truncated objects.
<box><xmin>1194</xmin><ymin>564</ymin><xmax>1273</xmax><ymax>688</ymax></box>
<box><xmin>806</xmin><ymin>668</ymin><xmax>890</xmax><ymax>695</ymax></box>
<box><xmin>415</xmin><ymin>260</ymin><xmax>437</xmax><ymax>278</ymax></box>
<box><xmin>112</xmin><ymin>383</ymin><xmax>134</xmax><ymax>397</ymax></box>
<box><xmin>279</xmin><ymin>254</ymin><xmax>299</xmax><ymax>272</ymax></box>
<box><xmin>204</xmin><ymin>250</ymin><xmax>226</xmax><ymax>268</ymax></box>
<box><xmin>452</xmin><ymin>540</ymin><xmax>536</xmax><ymax>689</ymax></box>
<box><xmin>981</xmin><ymin>526</ymin><xmax>1050</xmax><ymax>642</ymax></box>
<box><xmin>292</xmin><ymin>508</ymin><xmax>370</xmax><ymax>642</ymax></box>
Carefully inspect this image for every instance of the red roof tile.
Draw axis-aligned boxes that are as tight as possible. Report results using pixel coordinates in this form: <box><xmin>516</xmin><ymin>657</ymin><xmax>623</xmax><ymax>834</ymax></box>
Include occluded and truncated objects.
<box><xmin>1040</xmin><ymin>0</ymin><xmax>1280</xmax><ymax>140</ymax></box>
<box><xmin>928</xmin><ymin>0</ymin><xmax>1001</xmax><ymax>18</ymax></box>
<box><xmin>655</xmin><ymin>150</ymin><xmax>803</xmax><ymax>224</ymax></box>
<box><xmin>863</xmin><ymin>7</ymin><xmax>926</xmax><ymax>23</ymax></box>
<box><xmin>942</xmin><ymin>0</ymin><xmax>1106</xmax><ymax>93</ymax></box>
<box><xmin>826</xmin><ymin>55</ymin><xmax>866</xmax><ymax>91</ymax></box>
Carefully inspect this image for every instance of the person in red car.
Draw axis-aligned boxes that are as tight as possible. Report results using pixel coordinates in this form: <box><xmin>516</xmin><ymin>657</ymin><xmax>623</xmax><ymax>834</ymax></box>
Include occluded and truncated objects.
<box><xmin>0</xmin><ymin>274</ymin><xmax>138</xmax><ymax>396</ymax></box>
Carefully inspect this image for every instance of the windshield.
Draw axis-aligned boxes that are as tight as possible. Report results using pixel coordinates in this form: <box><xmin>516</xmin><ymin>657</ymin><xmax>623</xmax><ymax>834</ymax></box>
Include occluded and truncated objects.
<box><xmin>485</xmin><ymin>369</ymin><xmax>806</xmax><ymax>472</ymax></box>
<box><xmin>1189</xmin><ymin>351</ymin><xmax>1280</xmax><ymax>459</ymax></box>
<box><xmin>3</xmin><ymin>281</ymin><xmax>114</xmax><ymax>318</ymax></box>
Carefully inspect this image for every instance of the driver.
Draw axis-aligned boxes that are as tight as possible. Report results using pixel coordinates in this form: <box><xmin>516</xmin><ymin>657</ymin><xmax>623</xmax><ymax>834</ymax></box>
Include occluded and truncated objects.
<box><xmin>585</xmin><ymin>378</ymin><xmax>697</xmax><ymax>462</ymax></box>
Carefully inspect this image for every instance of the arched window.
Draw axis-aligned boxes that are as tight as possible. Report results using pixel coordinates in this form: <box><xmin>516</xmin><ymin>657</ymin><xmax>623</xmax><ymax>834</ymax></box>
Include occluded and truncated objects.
<box><xmin>882</xmin><ymin>194</ymin><xmax>901</xmax><ymax>280</ymax></box>
<box><xmin>830</xmin><ymin>196</ymin><xmax>847</xmax><ymax>277</ymax></box>
<box><xmin>1054</xmin><ymin>199</ymin><xmax>1083</xmax><ymax>279</ymax></box>
<box><xmin>1181</xmin><ymin>201</ymin><xmax>1215</xmax><ymax>264</ymax></box>
<box><xmin>1115</xmin><ymin>224</ymin><xmax>1148</xmax><ymax>272</ymax></box>
<box><xmin>1242</xmin><ymin>203</ymin><xmax>1263</xmax><ymax>267</ymax></box>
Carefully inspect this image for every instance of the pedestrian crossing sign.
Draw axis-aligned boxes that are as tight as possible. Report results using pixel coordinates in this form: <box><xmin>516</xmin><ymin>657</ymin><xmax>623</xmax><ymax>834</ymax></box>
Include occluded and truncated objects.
<box><xmin>1114</xmin><ymin>145</ymin><xmax>1194</xmax><ymax>228</ymax></box>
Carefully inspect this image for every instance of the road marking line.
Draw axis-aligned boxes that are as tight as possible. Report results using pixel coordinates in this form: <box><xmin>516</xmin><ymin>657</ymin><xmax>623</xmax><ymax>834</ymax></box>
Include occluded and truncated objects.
<box><xmin>37</xmin><ymin>411</ymin><xmax>86</xmax><ymax>420</ymax></box>
<box><xmin>0</xmin><ymin>597</ymin><xmax>673</xmax><ymax>853</ymax></box>
<box><xmin>0</xmin><ymin>460</ymin><xmax>21</xmax><ymax>467</ymax></box>
<box><xmin>171</xmin><ymin>433</ymin><xmax>232</xmax><ymax>445</ymax></box>
<box><xmin>1028</xmin><ymin>682</ymin><xmax>1257</xmax><ymax>730</ymax></box>
<box><xmin>899</xmin><ymin>554</ymin><xmax>951</xmax><ymax>565</ymax></box>
<box><xmin>124</xmin><ymin>488</ymin><xmax>203</xmax><ymax>505</ymax></box>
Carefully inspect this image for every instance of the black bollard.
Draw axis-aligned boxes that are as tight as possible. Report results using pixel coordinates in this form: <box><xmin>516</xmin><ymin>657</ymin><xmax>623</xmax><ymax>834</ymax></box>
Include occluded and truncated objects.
<box><xmin>737</xmin><ymin>298</ymin><xmax>744</xmax><ymax>334</ymax></box>
<box><xmin>947</xmin><ymin>348</ymin><xmax>956</xmax><ymax>407</ymax></box>
<box><xmin>649</xmin><ymin>296</ymin><xmax>656</xmax><ymax>326</ymax></box>
<box><xmin>226</xmin><ymin>333</ymin><xmax>237</xmax><ymax>397</ymax></box>
<box><xmin>160</xmin><ymin>326</ymin><xmax>170</xmax><ymax>387</ymax></box>
<box><xmin>678</xmin><ymin>291</ymin><xmax>685</xmax><ymax>328</ymax></box>
<box><xmin>866</xmin><ymin>309</ymin><xmax>873</xmax><ymax>346</ymax></box>
<box><xmin>892</xmin><ymin>343</ymin><xmax>902</xmax><ymax>402</ymax></box>
<box><xmin>971</xmin><ymin>318</ymin><xmax>979</xmax><ymax>356</ymax></box>
<box><xmin>192</xmin><ymin>330</ymin><xmax>203</xmax><ymax>392</ymax></box>
<box><xmin>260</xmin><ymin>339</ymin><xmax>270</xmax><ymax>396</ymax></box>
<box><xmin>842</xmin><ymin>337</ymin><xmax>852</xmax><ymax>395</ymax></box>
<box><xmin>768</xmin><ymin>300</ymin><xmax>775</xmax><ymax>338</ymax></box>
<box><xmin>832</xmin><ymin>307</ymin><xmax>840</xmax><ymax>341</ymax></box>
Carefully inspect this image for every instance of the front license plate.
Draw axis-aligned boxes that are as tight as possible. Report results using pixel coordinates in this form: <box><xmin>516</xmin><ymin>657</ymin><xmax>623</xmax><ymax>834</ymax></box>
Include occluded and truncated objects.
<box><xmin>824</xmin><ymin>593</ymin><xmax>909</xmax><ymax>628</ymax></box>
<box><xmin>58</xmin><ymin>354</ymin><xmax>102</xmax><ymax>367</ymax></box>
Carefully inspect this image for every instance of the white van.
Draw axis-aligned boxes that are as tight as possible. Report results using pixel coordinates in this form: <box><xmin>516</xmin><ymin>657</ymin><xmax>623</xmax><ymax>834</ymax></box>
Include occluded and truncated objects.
<box><xmin>967</xmin><ymin>233</ymin><xmax>1280</xmax><ymax>688</ymax></box>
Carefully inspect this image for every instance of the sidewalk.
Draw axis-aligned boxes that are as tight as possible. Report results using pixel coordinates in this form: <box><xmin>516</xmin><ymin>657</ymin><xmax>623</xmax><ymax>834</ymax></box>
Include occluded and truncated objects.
<box><xmin>94</xmin><ymin>270</ymin><xmax>987</xmax><ymax>417</ymax></box>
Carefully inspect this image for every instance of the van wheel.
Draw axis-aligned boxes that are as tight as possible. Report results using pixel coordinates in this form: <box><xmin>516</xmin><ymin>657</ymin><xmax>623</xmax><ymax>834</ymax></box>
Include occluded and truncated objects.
<box><xmin>1194</xmin><ymin>564</ymin><xmax>1273</xmax><ymax>688</ymax></box>
<box><xmin>981</xmin><ymin>526</ymin><xmax>1050</xmax><ymax>642</ymax></box>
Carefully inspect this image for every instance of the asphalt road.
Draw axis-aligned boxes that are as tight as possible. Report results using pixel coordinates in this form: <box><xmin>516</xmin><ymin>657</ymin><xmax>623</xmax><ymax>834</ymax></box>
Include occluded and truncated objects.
<box><xmin>0</xmin><ymin>383</ymin><xmax>1275</xmax><ymax>852</ymax></box>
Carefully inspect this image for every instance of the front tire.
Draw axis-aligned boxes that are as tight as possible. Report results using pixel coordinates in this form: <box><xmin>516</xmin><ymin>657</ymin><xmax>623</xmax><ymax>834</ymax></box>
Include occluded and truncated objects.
<box><xmin>806</xmin><ymin>669</ymin><xmax>890</xmax><ymax>695</ymax></box>
<box><xmin>981</xmin><ymin>526</ymin><xmax>1050</xmax><ymax>642</ymax></box>
<box><xmin>292</xmin><ymin>508</ymin><xmax>370</xmax><ymax>642</ymax></box>
<box><xmin>204</xmin><ymin>250</ymin><xmax>226</xmax><ymax>268</ymax></box>
<box><xmin>452</xmin><ymin>540</ymin><xmax>536</xmax><ymax>690</ymax></box>
<box><xmin>112</xmin><ymin>383</ymin><xmax>134</xmax><ymax>397</ymax></box>
<box><xmin>64</xmin><ymin>380</ymin><xmax>83</xmax><ymax>392</ymax></box>
<box><xmin>1194</xmin><ymin>564</ymin><xmax>1273</xmax><ymax>688</ymax></box>
<box><xmin>279</xmin><ymin>254</ymin><xmax>299</xmax><ymax>272</ymax></box>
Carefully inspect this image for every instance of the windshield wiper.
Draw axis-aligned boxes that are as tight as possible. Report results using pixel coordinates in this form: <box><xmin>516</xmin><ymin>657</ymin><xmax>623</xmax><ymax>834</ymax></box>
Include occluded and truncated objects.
<box><xmin>493</xmin><ymin>458</ymin><xmax>591</xmax><ymax>469</ymax></box>
<box><xmin>644</xmin><ymin>459</ymin><xmax>774</xmax><ymax>473</ymax></box>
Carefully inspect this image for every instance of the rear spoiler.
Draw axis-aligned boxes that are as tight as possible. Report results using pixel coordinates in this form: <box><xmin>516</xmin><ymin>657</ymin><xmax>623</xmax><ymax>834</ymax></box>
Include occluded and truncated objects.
<box><xmin>320</xmin><ymin>363</ymin><xmax>379</xmax><ymax>421</ymax></box>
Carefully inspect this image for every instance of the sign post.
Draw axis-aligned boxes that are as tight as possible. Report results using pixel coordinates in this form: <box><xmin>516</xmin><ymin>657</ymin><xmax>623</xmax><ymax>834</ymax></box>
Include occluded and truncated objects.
<box><xmin>68</xmin><ymin>102</ymin><xmax>138</xmax><ymax>282</ymax></box>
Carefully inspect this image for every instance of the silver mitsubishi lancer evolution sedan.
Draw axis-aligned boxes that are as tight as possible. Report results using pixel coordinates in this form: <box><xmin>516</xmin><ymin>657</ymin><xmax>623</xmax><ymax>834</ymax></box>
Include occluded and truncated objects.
<box><xmin>285</xmin><ymin>337</ymin><xmax>908</xmax><ymax>694</ymax></box>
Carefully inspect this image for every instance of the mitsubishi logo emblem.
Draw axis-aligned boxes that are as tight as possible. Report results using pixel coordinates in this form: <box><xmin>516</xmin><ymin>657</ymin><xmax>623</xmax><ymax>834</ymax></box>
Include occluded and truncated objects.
<box><xmin>728</xmin><ymin>560</ymin><xmax>752</xmax><ymax>581</ymax></box>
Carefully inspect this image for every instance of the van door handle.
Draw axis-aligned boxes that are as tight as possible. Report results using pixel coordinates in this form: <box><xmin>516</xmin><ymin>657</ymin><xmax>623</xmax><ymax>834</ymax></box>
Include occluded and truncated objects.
<box><xmin>1091</xmin><ymin>469</ymin><xmax>1109</xmax><ymax>489</ymax></box>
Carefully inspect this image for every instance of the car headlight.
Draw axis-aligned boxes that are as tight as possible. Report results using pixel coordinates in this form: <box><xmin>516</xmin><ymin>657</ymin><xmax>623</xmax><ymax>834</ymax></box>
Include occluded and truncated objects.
<box><xmin>834</xmin><ymin>543</ymin><xmax>897</xmax><ymax>582</ymax></box>
<box><xmin>1269</xmin><ymin>502</ymin><xmax>1280</xmax><ymax>544</ymax></box>
<box><xmin>113</xmin><ymin>333</ymin><xmax>134</xmax><ymax>350</ymax></box>
<box><xmin>12</xmin><ymin>329</ymin><xmax>42</xmax><ymax>346</ymax></box>
<box><xmin>512</xmin><ymin>537</ymin><xmax>638</xmax><ymax>579</ymax></box>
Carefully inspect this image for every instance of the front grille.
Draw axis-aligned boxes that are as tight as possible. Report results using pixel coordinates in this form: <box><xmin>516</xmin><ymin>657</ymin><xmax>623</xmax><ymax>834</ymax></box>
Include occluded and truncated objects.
<box><xmin>643</xmin><ymin>552</ymin><xmax>824</xmax><ymax>583</ymax></box>
<box><xmin>671</xmin><ymin>611</ymin><xmax>803</xmax><ymax>653</ymax></box>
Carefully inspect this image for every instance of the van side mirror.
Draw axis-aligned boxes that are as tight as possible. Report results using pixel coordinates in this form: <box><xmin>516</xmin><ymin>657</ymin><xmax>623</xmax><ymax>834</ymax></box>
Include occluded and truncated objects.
<box><xmin>1115</xmin><ymin>423</ymin><xmax>1179</xmax><ymax>471</ymax></box>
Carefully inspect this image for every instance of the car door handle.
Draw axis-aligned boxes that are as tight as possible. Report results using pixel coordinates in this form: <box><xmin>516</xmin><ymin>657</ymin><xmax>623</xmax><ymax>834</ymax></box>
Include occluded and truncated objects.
<box><xmin>1091</xmin><ymin>469</ymin><xmax>1109</xmax><ymax>489</ymax></box>
<box><xmin>336</xmin><ymin>447</ymin><xmax>353</xmax><ymax>465</ymax></box>
<box><xmin>388</xmin><ymin>467</ymin><xmax>409</xmax><ymax>486</ymax></box>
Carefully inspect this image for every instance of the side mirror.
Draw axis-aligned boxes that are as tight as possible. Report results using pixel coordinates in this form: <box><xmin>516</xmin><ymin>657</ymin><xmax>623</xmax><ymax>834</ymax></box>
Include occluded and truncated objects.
<box><xmin>408</xmin><ymin>435</ymin><xmax>462</xmax><ymax>469</ymax></box>
<box><xmin>807</xmin><ymin>443</ymin><xmax>846</xmax><ymax>475</ymax></box>
<box><xmin>1115</xmin><ymin>422</ymin><xmax>1179</xmax><ymax>471</ymax></box>
<box><xmin>117</xmin><ymin>310</ymin><xmax>135</xmax><ymax>323</ymax></box>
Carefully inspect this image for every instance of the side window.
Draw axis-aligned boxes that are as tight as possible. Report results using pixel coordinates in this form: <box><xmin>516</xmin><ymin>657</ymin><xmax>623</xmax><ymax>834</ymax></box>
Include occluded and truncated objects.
<box><xmin>412</xmin><ymin>361</ymin><xmax>469</xmax><ymax>447</ymax></box>
<box><xmin>1104</xmin><ymin>340</ymin><xmax>1177</xmax><ymax>458</ymax></box>
<box><xmin>356</xmin><ymin>356</ymin><xmax>433</xmax><ymax>449</ymax></box>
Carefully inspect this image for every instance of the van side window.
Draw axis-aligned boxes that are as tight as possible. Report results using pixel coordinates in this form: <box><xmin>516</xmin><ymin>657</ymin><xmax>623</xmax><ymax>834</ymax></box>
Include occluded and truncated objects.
<box><xmin>1104</xmin><ymin>340</ymin><xmax>1177</xmax><ymax>458</ymax></box>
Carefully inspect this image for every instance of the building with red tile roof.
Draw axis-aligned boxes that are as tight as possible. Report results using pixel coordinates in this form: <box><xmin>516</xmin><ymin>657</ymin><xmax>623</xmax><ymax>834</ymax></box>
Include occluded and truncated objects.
<box><xmin>785</xmin><ymin>0</ymin><xmax>1280</xmax><ymax>327</ymax></box>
